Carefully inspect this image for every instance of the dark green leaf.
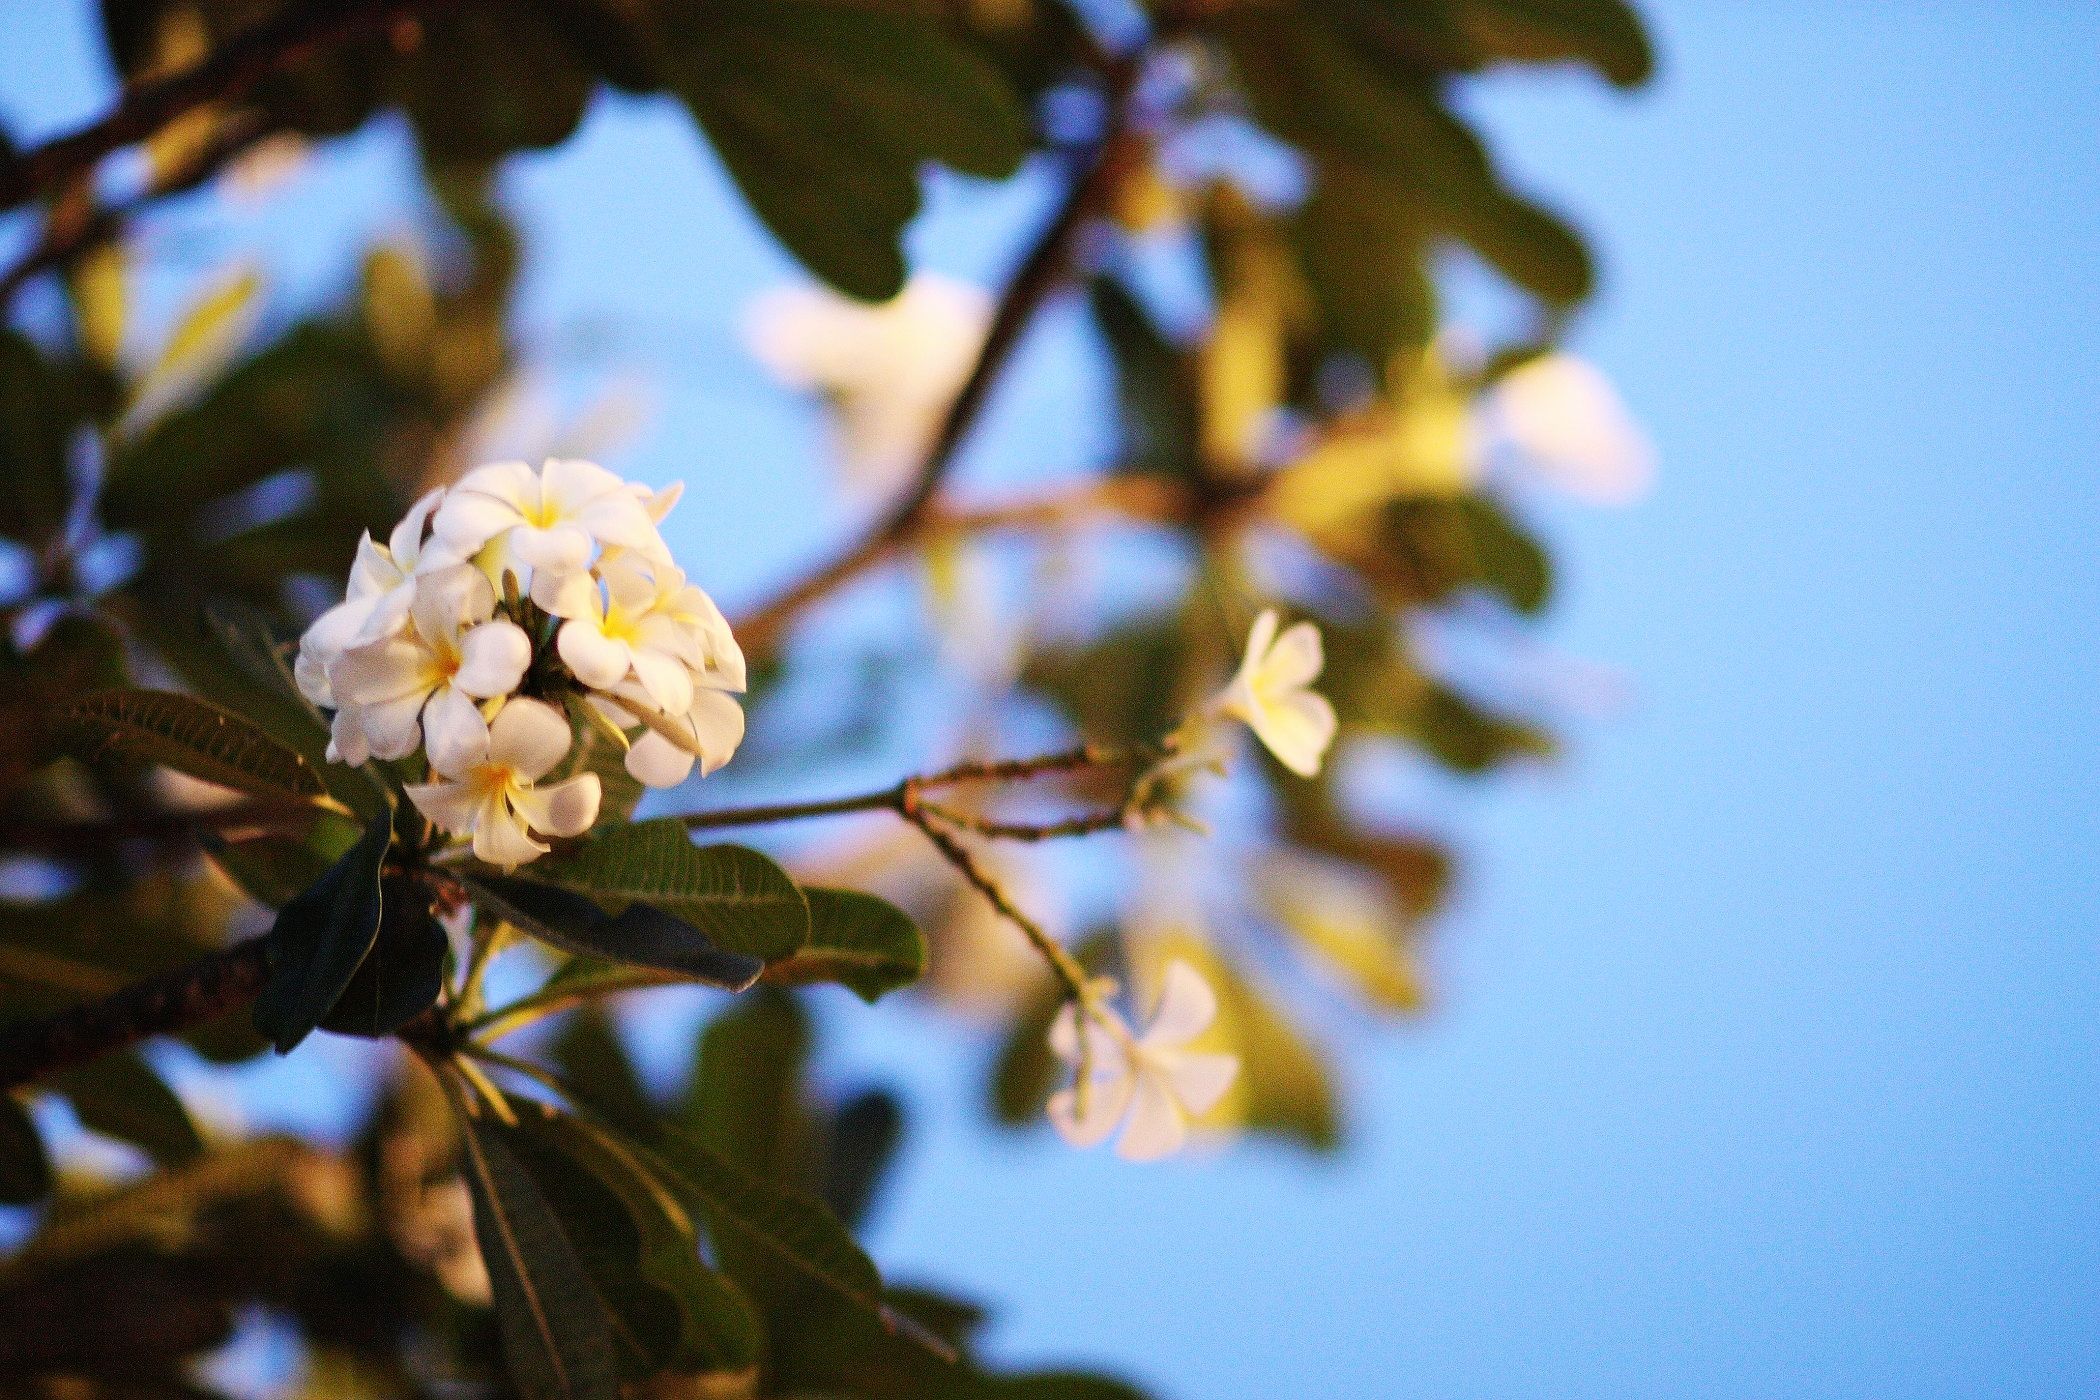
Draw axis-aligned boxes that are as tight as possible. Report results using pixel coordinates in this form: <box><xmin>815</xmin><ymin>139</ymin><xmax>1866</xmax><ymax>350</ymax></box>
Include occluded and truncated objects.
<box><xmin>51</xmin><ymin>1049</ymin><xmax>203</xmax><ymax>1165</ymax></box>
<box><xmin>61</xmin><ymin>688</ymin><xmax>325</xmax><ymax>802</ymax></box>
<box><xmin>467</xmin><ymin>875</ymin><xmax>765</xmax><ymax>992</ymax></box>
<box><xmin>0</xmin><ymin>1093</ymin><xmax>49</xmax><ymax>1204</ymax></box>
<box><xmin>1457</xmin><ymin>0</ymin><xmax>1655</xmax><ymax>87</ymax></box>
<box><xmin>551</xmin><ymin>1008</ymin><xmax>659</xmax><ymax>1140</ymax></box>
<box><xmin>200</xmin><ymin>814</ymin><xmax>363</xmax><ymax>909</ymax></box>
<box><xmin>318</xmin><ymin>873</ymin><xmax>449</xmax><ymax>1038</ymax></box>
<box><xmin>509</xmin><ymin>1106</ymin><xmax>764</xmax><ymax>1377</ymax></box>
<box><xmin>821</xmin><ymin>1091</ymin><xmax>903</xmax><ymax>1230</ymax></box>
<box><xmin>252</xmin><ymin>815</ymin><xmax>391</xmax><ymax>1054</ymax></box>
<box><xmin>456</xmin><ymin>1099</ymin><xmax>623</xmax><ymax>1400</ymax></box>
<box><xmin>656</xmin><ymin>0</ymin><xmax>1027</xmax><ymax>299</ymax></box>
<box><xmin>1090</xmin><ymin>276</ymin><xmax>1202</xmax><ymax>483</ymax></box>
<box><xmin>682</xmin><ymin>989</ymin><xmax>813</xmax><ymax>1185</ymax></box>
<box><xmin>764</xmin><ymin>888</ymin><xmax>925</xmax><ymax>1002</ymax></box>
<box><xmin>521</xmin><ymin>822</ymin><xmax>809</xmax><ymax>961</ymax></box>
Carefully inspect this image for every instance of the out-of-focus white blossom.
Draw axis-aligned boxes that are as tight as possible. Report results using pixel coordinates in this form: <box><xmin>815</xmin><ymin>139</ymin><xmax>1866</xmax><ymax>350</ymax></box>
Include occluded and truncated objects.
<box><xmin>743</xmin><ymin>274</ymin><xmax>991</xmax><ymax>492</ymax></box>
<box><xmin>1480</xmin><ymin>351</ymin><xmax>1656</xmax><ymax>505</ymax></box>
<box><xmin>1211</xmin><ymin>609</ymin><xmax>1337</xmax><ymax>778</ymax></box>
<box><xmin>406</xmin><ymin>698</ymin><xmax>601</xmax><ymax>868</ymax></box>
<box><xmin>295</xmin><ymin>460</ymin><xmax>744</xmax><ymax>863</ymax></box>
<box><xmin>1047</xmin><ymin>960</ymin><xmax>1240</xmax><ymax>1162</ymax></box>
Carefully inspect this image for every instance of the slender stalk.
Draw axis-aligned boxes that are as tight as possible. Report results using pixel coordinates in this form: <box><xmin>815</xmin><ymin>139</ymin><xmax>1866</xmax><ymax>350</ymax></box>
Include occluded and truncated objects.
<box><xmin>904</xmin><ymin>809</ymin><xmax>1092</xmax><ymax>1003</ymax></box>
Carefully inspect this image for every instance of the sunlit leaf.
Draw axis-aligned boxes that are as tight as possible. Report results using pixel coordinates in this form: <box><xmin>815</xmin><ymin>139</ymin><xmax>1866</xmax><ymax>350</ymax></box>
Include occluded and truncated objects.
<box><xmin>126</xmin><ymin>264</ymin><xmax>262</xmax><ymax>428</ymax></box>
<box><xmin>467</xmin><ymin>875</ymin><xmax>766</xmax><ymax>992</ymax></box>
<box><xmin>61</xmin><ymin>687</ymin><xmax>325</xmax><ymax>803</ymax></box>
<box><xmin>521</xmin><ymin>822</ymin><xmax>809</xmax><ymax>961</ymax></box>
<box><xmin>763</xmin><ymin>888</ymin><xmax>925</xmax><ymax>1003</ymax></box>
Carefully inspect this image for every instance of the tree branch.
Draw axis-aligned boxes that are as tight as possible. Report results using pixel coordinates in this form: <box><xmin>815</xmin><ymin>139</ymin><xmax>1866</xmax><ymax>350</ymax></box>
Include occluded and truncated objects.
<box><xmin>734</xmin><ymin>56</ymin><xmax>1149</xmax><ymax>654</ymax></box>
<box><xmin>0</xmin><ymin>940</ymin><xmax>270</xmax><ymax>1092</ymax></box>
<box><xmin>0</xmin><ymin>0</ymin><xmax>447</xmax><ymax>213</ymax></box>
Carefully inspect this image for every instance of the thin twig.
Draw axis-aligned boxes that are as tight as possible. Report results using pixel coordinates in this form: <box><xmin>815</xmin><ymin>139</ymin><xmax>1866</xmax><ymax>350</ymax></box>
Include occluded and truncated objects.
<box><xmin>905</xmin><ymin>809</ymin><xmax>1091</xmax><ymax>1001</ymax></box>
<box><xmin>0</xmin><ymin>0</ymin><xmax>449</xmax><ymax>213</ymax></box>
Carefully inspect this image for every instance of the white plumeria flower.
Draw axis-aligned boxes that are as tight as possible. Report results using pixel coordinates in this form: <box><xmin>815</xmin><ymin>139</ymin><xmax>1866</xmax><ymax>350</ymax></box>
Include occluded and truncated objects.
<box><xmin>427</xmin><ymin>458</ymin><xmax>665</xmax><ymax>615</ymax></box>
<box><xmin>743</xmin><ymin>273</ymin><xmax>991</xmax><ymax>492</ymax></box>
<box><xmin>1481</xmin><ymin>352</ymin><xmax>1655</xmax><ymax>506</ymax></box>
<box><xmin>326</xmin><ymin>566</ymin><xmax>531</xmax><ymax>768</ymax></box>
<box><xmin>405</xmin><ymin>697</ymin><xmax>601</xmax><ymax>868</ymax></box>
<box><xmin>1211</xmin><ymin>609</ymin><xmax>1338</xmax><ymax>778</ymax></box>
<box><xmin>1047</xmin><ymin>960</ymin><xmax>1240</xmax><ymax>1162</ymax></box>
<box><xmin>294</xmin><ymin>487</ymin><xmax>445</xmax><ymax>706</ymax></box>
<box><xmin>556</xmin><ymin>553</ymin><xmax>733</xmax><ymax>717</ymax></box>
<box><xmin>611</xmin><ymin>687</ymin><xmax>747</xmax><ymax>789</ymax></box>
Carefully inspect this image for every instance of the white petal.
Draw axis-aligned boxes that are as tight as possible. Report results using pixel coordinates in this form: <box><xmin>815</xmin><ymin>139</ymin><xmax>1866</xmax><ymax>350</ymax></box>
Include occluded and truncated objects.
<box><xmin>1248</xmin><ymin>688</ymin><xmax>1338</xmax><ymax>778</ymax></box>
<box><xmin>644</xmin><ymin>481</ymin><xmax>683</xmax><ymax>524</ymax></box>
<box><xmin>472</xmin><ymin>797</ymin><xmax>547</xmax><ymax>868</ymax></box>
<box><xmin>1257</xmin><ymin>620</ymin><xmax>1324</xmax><ymax>691</ymax></box>
<box><xmin>512</xmin><ymin>772</ymin><xmax>600</xmax><ymax>838</ymax></box>
<box><xmin>409</xmin><ymin>564</ymin><xmax>494</xmax><ymax>641</ymax></box>
<box><xmin>454</xmin><ymin>620</ymin><xmax>531</xmax><ymax>698</ymax></box>
<box><xmin>346</xmin><ymin>532</ymin><xmax>399</xmax><ymax>598</ymax></box>
<box><xmin>512</xmin><ymin>522</ymin><xmax>593</xmax><ymax>574</ymax></box>
<box><xmin>1240</xmin><ymin>609</ymin><xmax>1280</xmax><ymax>678</ymax></box>
<box><xmin>1048</xmin><ymin>1070</ymin><xmax>1134</xmax><ymax>1151</ymax></box>
<box><xmin>332</xmin><ymin>636</ymin><xmax>436</xmax><ymax>706</ymax></box>
<box><xmin>486</xmin><ymin>697</ymin><xmax>572</xmax><ymax>782</ymax></box>
<box><xmin>431</xmin><ymin>486</ymin><xmax>525</xmax><ymax>555</ymax></box>
<box><xmin>557</xmin><ymin>619</ymin><xmax>632</xmax><ymax>689</ymax></box>
<box><xmin>532</xmin><ymin>563</ymin><xmax>600</xmax><ymax>619</ymax></box>
<box><xmin>1113</xmin><ymin>1070</ymin><xmax>1189</xmax><ymax>1162</ymax></box>
<box><xmin>538</xmin><ymin>457</ymin><xmax>624</xmax><ymax>512</ymax></box>
<box><xmin>575</xmin><ymin>494</ymin><xmax>660</xmax><ymax>552</ymax></box>
<box><xmin>629</xmin><ymin>647</ymin><xmax>693</xmax><ymax>716</ymax></box>
<box><xmin>421</xmin><ymin>686</ymin><xmax>490</xmax><ymax>774</ymax></box>
<box><xmin>357</xmin><ymin>690</ymin><xmax>428</xmax><ymax>762</ymax></box>
<box><xmin>406</xmin><ymin>778</ymin><xmax>480</xmax><ymax>833</ymax></box>
<box><xmin>388</xmin><ymin>486</ymin><xmax>446</xmax><ymax>564</ymax></box>
<box><xmin>622</xmin><ymin>730</ymin><xmax>691</xmax><ymax>788</ymax></box>
<box><xmin>329</xmin><ymin>707</ymin><xmax>371</xmax><ymax>766</ymax></box>
<box><xmin>1049</xmin><ymin>1002</ymin><xmax>1130</xmax><ymax>1068</ymax></box>
<box><xmin>1164</xmin><ymin>1051</ymin><xmax>1239</xmax><ymax>1119</ymax></box>
<box><xmin>684</xmin><ymin>690</ymin><xmax>745</xmax><ymax>776</ymax></box>
<box><xmin>351</xmin><ymin>577</ymin><xmax>418</xmax><ymax>646</ymax></box>
<box><xmin>1142</xmin><ymin>960</ymin><xmax>1220</xmax><ymax>1048</ymax></box>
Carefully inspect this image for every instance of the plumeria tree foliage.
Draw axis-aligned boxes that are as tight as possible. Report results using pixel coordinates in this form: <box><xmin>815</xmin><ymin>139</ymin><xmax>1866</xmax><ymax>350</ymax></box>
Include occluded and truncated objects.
<box><xmin>0</xmin><ymin>0</ymin><xmax>1655</xmax><ymax>1396</ymax></box>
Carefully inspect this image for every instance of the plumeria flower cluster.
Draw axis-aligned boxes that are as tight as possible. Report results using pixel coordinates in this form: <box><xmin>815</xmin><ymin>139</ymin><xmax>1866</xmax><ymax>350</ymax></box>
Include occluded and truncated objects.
<box><xmin>1049</xmin><ymin>961</ymin><xmax>1241</xmax><ymax>1162</ymax></box>
<box><xmin>295</xmin><ymin>459</ymin><xmax>746</xmax><ymax>867</ymax></box>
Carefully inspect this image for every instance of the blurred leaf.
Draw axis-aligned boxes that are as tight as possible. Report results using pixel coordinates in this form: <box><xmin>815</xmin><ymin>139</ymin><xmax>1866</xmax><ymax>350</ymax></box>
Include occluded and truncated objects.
<box><xmin>51</xmin><ymin>1048</ymin><xmax>203</xmax><ymax>1165</ymax></box>
<box><xmin>0</xmin><ymin>1092</ymin><xmax>50</xmax><ymax>1204</ymax></box>
<box><xmin>1456</xmin><ymin>0</ymin><xmax>1654</xmax><ymax>87</ymax></box>
<box><xmin>763</xmin><ymin>888</ymin><xmax>925</xmax><ymax>1003</ymax></box>
<box><xmin>467</xmin><ymin>875</ymin><xmax>766</xmax><ymax>992</ymax></box>
<box><xmin>61</xmin><ymin>687</ymin><xmax>326</xmax><ymax>803</ymax></box>
<box><xmin>252</xmin><ymin>814</ymin><xmax>391</xmax><ymax>1054</ymax></box>
<box><xmin>126</xmin><ymin>264</ymin><xmax>262</xmax><ymax>427</ymax></box>
<box><xmin>1292</xmin><ymin>156</ymin><xmax>1436</xmax><ymax>374</ymax></box>
<box><xmin>360</xmin><ymin>243</ymin><xmax>436</xmax><ymax>381</ymax></box>
<box><xmin>551</xmin><ymin>1008</ymin><xmax>658</xmax><ymax>1141</ymax></box>
<box><xmin>654</xmin><ymin>0</ymin><xmax>1027</xmax><ymax>299</ymax></box>
<box><xmin>201</xmin><ymin>814</ymin><xmax>363</xmax><ymax>909</ymax></box>
<box><xmin>0</xmin><ymin>331</ymin><xmax>86</xmax><ymax>542</ymax></box>
<box><xmin>456</xmin><ymin>1098</ymin><xmax>624</xmax><ymax>1400</ymax></box>
<box><xmin>68</xmin><ymin>241</ymin><xmax>128</xmax><ymax>370</ymax></box>
<box><xmin>522</xmin><ymin>822</ymin><xmax>809</xmax><ymax>961</ymax></box>
<box><xmin>318</xmin><ymin>873</ymin><xmax>448</xmax><ymax>1038</ymax></box>
<box><xmin>1256</xmin><ymin>853</ymin><xmax>1426</xmax><ymax>1013</ymax></box>
<box><xmin>392</xmin><ymin>2</ymin><xmax>594</xmax><ymax>164</ymax></box>
<box><xmin>820</xmin><ymin>1091</ymin><xmax>902</xmax><ymax>1232</ymax></box>
<box><xmin>682</xmin><ymin>989</ymin><xmax>812</xmax><ymax>1185</ymax></box>
<box><xmin>1090</xmin><ymin>276</ymin><xmax>1201</xmax><ymax>483</ymax></box>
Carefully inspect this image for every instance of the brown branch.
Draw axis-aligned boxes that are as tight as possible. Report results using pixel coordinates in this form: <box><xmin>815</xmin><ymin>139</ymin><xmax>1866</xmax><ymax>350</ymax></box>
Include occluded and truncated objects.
<box><xmin>905</xmin><ymin>809</ymin><xmax>1092</xmax><ymax>1000</ymax></box>
<box><xmin>734</xmin><ymin>56</ymin><xmax>1150</xmax><ymax>655</ymax></box>
<box><xmin>0</xmin><ymin>940</ymin><xmax>270</xmax><ymax>1091</ymax></box>
<box><xmin>0</xmin><ymin>0</ymin><xmax>448</xmax><ymax>213</ymax></box>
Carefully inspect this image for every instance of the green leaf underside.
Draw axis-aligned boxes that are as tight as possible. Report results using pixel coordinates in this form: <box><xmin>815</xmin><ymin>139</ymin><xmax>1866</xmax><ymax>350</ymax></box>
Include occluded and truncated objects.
<box><xmin>61</xmin><ymin>687</ymin><xmax>323</xmax><ymax>802</ymax></box>
<box><xmin>519</xmin><ymin>822</ymin><xmax>809</xmax><ymax>961</ymax></box>
<box><xmin>467</xmin><ymin>875</ymin><xmax>765</xmax><ymax>992</ymax></box>
<box><xmin>764</xmin><ymin>887</ymin><xmax>926</xmax><ymax>1002</ymax></box>
<box><xmin>457</xmin><ymin>1101</ymin><xmax>624</xmax><ymax>1400</ymax></box>
<box><xmin>251</xmin><ymin>816</ymin><xmax>391</xmax><ymax>1054</ymax></box>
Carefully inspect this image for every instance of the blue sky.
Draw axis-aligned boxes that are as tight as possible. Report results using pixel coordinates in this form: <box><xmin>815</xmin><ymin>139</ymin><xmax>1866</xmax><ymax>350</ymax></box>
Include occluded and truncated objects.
<box><xmin>3</xmin><ymin>4</ymin><xmax>2096</xmax><ymax>1397</ymax></box>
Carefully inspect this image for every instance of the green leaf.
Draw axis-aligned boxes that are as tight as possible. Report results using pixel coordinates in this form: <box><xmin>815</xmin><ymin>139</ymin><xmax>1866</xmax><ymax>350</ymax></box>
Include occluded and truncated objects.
<box><xmin>509</xmin><ymin>1106</ymin><xmax>765</xmax><ymax>1377</ymax></box>
<box><xmin>655</xmin><ymin>0</ymin><xmax>1027</xmax><ymax>299</ymax></box>
<box><xmin>681</xmin><ymin>989</ymin><xmax>814</xmax><ymax>1184</ymax></box>
<box><xmin>521</xmin><ymin>822</ymin><xmax>809</xmax><ymax>961</ymax></box>
<box><xmin>467</xmin><ymin>875</ymin><xmax>765</xmax><ymax>992</ymax></box>
<box><xmin>820</xmin><ymin>1091</ymin><xmax>903</xmax><ymax>1231</ymax></box>
<box><xmin>318</xmin><ymin>873</ymin><xmax>449</xmax><ymax>1039</ymax></box>
<box><xmin>455</xmin><ymin>1099</ymin><xmax>623</xmax><ymax>1400</ymax></box>
<box><xmin>0</xmin><ymin>1093</ymin><xmax>49</xmax><ymax>1205</ymax></box>
<box><xmin>252</xmin><ymin>815</ymin><xmax>391</xmax><ymax>1054</ymax></box>
<box><xmin>1456</xmin><ymin>0</ymin><xmax>1655</xmax><ymax>88</ymax></box>
<box><xmin>643</xmin><ymin>1126</ymin><xmax>933</xmax><ymax>1352</ymax></box>
<box><xmin>125</xmin><ymin>264</ymin><xmax>262</xmax><ymax>428</ymax></box>
<box><xmin>61</xmin><ymin>687</ymin><xmax>326</xmax><ymax>803</ymax></box>
<box><xmin>551</xmin><ymin>1009</ymin><xmax>659</xmax><ymax>1140</ymax></box>
<box><xmin>764</xmin><ymin>888</ymin><xmax>925</xmax><ymax>1003</ymax></box>
<box><xmin>200</xmin><ymin>815</ymin><xmax>363</xmax><ymax>909</ymax></box>
<box><xmin>50</xmin><ymin>1049</ymin><xmax>203</xmax><ymax>1165</ymax></box>
<box><xmin>1090</xmin><ymin>276</ymin><xmax>1202</xmax><ymax>484</ymax></box>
